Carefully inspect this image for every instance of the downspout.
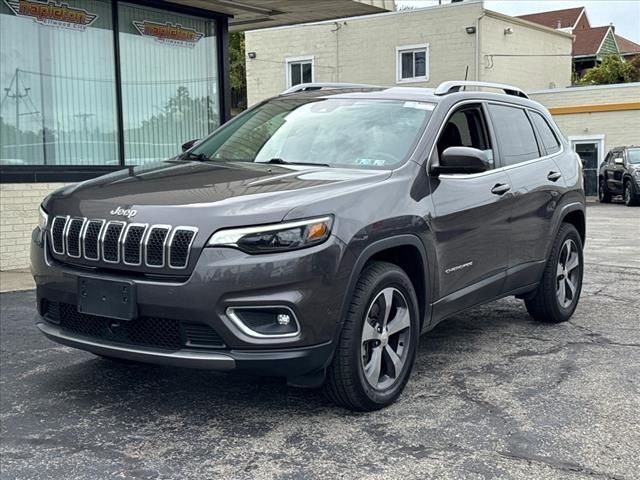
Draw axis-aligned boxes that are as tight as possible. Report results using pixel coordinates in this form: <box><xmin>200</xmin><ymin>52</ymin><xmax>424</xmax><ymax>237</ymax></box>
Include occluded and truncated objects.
<box><xmin>331</xmin><ymin>21</ymin><xmax>342</xmax><ymax>82</ymax></box>
<box><xmin>475</xmin><ymin>12</ymin><xmax>485</xmax><ymax>81</ymax></box>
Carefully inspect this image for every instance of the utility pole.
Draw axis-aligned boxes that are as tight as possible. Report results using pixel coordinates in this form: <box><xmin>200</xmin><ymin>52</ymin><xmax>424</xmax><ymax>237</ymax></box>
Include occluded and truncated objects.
<box><xmin>3</xmin><ymin>69</ymin><xmax>32</xmax><ymax>132</ymax></box>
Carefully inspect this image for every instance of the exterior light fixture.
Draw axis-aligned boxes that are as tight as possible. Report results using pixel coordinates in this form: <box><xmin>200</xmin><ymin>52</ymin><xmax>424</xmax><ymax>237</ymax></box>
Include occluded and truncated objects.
<box><xmin>504</xmin><ymin>27</ymin><xmax>514</xmax><ymax>35</ymax></box>
<box><xmin>465</xmin><ymin>26</ymin><xmax>476</xmax><ymax>34</ymax></box>
<box><xmin>247</xmin><ymin>51</ymin><xmax>257</xmax><ymax>59</ymax></box>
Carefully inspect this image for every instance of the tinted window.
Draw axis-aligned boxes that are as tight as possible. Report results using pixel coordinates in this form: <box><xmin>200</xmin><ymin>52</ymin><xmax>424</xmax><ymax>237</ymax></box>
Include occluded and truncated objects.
<box><xmin>436</xmin><ymin>105</ymin><xmax>494</xmax><ymax>168</ymax></box>
<box><xmin>530</xmin><ymin>111</ymin><xmax>561</xmax><ymax>155</ymax></box>
<box><xmin>488</xmin><ymin>104</ymin><xmax>540</xmax><ymax>166</ymax></box>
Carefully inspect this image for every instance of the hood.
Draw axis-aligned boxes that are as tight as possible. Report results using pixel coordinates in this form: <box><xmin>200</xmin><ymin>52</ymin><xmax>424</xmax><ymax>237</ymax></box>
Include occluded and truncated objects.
<box><xmin>45</xmin><ymin>160</ymin><xmax>391</xmax><ymax>228</ymax></box>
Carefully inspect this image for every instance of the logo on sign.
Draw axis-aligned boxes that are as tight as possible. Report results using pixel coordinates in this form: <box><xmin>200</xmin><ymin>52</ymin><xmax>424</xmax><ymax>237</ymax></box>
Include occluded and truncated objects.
<box><xmin>3</xmin><ymin>0</ymin><xmax>98</xmax><ymax>31</ymax></box>
<box><xmin>132</xmin><ymin>20</ymin><xmax>204</xmax><ymax>48</ymax></box>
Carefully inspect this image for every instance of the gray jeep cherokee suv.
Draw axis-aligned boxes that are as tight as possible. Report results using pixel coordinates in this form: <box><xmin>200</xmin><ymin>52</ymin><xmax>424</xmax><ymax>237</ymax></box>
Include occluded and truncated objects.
<box><xmin>32</xmin><ymin>81</ymin><xmax>586</xmax><ymax>411</ymax></box>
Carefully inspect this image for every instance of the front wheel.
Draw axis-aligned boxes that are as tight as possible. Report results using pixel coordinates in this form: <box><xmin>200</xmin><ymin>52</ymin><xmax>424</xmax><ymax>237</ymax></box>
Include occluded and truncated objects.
<box><xmin>624</xmin><ymin>181</ymin><xmax>639</xmax><ymax>206</ymax></box>
<box><xmin>324</xmin><ymin>261</ymin><xmax>419</xmax><ymax>411</ymax></box>
<box><xmin>525</xmin><ymin>223</ymin><xmax>583</xmax><ymax>323</ymax></box>
<box><xmin>599</xmin><ymin>178</ymin><xmax>611</xmax><ymax>203</ymax></box>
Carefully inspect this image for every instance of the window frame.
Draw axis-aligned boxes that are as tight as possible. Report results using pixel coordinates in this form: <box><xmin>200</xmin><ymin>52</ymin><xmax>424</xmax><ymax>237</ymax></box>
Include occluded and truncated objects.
<box><xmin>528</xmin><ymin>109</ymin><xmax>561</xmax><ymax>157</ymax></box>
<box><xmin>0</xmin><ymin>0</ymin><xmax>231</xmax><ymax>183</ymax></box>
<box><xmin>285</xmin><ymin>55</ymin><xmax>314</xmax><ymax>89</ymax></box>
<box><xmin>395</xmin><ymin>44</ymin><xmax>429</xmax><ymax>84</ymax></box>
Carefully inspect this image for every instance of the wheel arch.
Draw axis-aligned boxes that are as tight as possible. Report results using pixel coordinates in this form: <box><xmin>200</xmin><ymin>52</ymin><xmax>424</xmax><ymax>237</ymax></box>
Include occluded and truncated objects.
<box><xmin>336</xmin><ymin>235</ymin><xmax>431</xmax><ymax>340</ymax></box>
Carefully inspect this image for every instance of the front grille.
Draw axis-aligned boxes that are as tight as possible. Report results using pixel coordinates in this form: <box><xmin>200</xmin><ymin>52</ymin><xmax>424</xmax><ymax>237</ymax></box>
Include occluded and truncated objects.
<box><xmin>49</xmin><ymin>216</ymin><xmax>197</xmax><ymax>270</ymax></box>
<box><xmin>50</xmin><ymin>302</ymin><xmax>225</xmax><ymax>351</ymax></box>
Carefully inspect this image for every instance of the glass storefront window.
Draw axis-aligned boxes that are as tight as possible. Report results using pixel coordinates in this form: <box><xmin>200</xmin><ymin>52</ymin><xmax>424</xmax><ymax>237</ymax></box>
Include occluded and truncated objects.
<box><xmin>118</xmin><ymin>3</ymin><xmax>219</xmax><ymax>165</ymax></box>
<box><xmin>0</xmin><ymin>0</ymin><xmax>119</xmax><ymax>166</ymax></box>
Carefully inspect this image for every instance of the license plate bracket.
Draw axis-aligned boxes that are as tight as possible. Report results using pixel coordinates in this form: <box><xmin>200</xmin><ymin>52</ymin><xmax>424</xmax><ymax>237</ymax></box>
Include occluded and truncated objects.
<box><xmin>77</xmin><ymin>277</ymin><xmax>137</xmax><ymax>320</ymax></box>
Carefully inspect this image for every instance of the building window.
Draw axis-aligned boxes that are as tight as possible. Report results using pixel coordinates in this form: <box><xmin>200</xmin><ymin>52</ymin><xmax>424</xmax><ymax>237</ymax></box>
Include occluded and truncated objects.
<box><xmin>0</xmin><ymin>0</ymin><xmax>119</xmax><ymax>166</ymax></box>
<box><xmin>286</xmin><ymin>56</ymin><xmax>313</xmax><ymax>88</ymax></box>
<box><xmin>118</xmin><ymin>3</ymin><xmax>220</xmax><ymax>165</ymax></box>
<box><xmin>396</xmin><ymin>44</ymin><xmax>429</xmax><ymax>83</ymax></box>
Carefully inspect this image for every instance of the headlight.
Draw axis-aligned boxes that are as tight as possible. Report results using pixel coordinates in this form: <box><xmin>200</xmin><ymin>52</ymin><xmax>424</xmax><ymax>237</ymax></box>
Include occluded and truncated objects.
<box><xmin>38</xmin><ymin>206</ymin><xmax>48</xmax><ymax>231</ymax></box>
<box><xmin>633</xmin><ymin>170</ymin><xmax>640</xmax><ymax>177</ymax></box>
<box><xmin>208</xmin><ymin>216</ymin><xmax>333</xmax><ymax>253</ymax></box>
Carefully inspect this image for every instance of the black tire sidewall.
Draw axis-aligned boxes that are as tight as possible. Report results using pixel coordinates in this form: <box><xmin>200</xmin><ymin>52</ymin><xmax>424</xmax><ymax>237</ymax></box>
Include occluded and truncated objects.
<box><xmin>350</xmin><ymin>265</ymin><xmax>420</xmax><ymax>407</ymax></box>
<box><xmin>550</xmin><ymin>226</ymin><xmax>584</xmax><ymax>320</ymax></box>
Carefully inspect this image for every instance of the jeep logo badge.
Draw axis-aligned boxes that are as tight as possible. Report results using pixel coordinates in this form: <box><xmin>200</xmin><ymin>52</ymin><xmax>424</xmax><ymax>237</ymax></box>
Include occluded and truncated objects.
<box><xmin>110</xmin><ymin>206</ymin><xmax>137</xmax><ymax>219</ymax></box>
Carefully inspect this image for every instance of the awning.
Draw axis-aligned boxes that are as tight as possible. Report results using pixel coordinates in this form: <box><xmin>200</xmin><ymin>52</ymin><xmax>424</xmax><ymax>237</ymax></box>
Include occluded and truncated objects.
<box><xmin>165</xmin><ymin>0</ymin><xmax>388</xmax><ymax>31</ymax></box>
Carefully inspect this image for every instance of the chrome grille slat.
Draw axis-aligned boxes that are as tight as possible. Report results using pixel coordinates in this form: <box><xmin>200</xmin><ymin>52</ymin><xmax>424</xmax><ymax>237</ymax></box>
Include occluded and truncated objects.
<box><xmin>65</xmin><ymin>218</ymin><xmax>86</xmax><ymax>258</ymax></box>
<box><xmin>145</xmin><ymin>225</ymin><xmax>171</xmax><ymax>268</ymax></box>
<box><xmin>49</xmin><ymin>217</ymin><xmax>197</xmax><ymax>270</ymax></box>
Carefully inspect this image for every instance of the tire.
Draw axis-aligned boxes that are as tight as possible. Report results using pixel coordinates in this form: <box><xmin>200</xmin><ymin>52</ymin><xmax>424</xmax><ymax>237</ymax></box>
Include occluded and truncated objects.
<box><xmin>324</xmin><ymin>261</ymin><xmax>420</xmax><ymax>411</ymax></box>
<box><xmin>525</xmin><ymin>223</ymin><xmax>583</xmax><ymax>323</ymax></box>
<box><xmin>599</xmin><ymin>178</ymin><xmax>611</xmax><ymax>203</ymax></box>
<box><xmin>624</xmin><ymin>180</ymin><xmax>639</xmax><ymax>206</ymax></box>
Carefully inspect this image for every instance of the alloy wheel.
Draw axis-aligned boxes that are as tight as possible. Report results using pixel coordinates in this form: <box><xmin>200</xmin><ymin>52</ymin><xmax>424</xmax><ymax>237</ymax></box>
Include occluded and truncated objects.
<box><xmin>556</xmin><ymin>239</ymin><xmax>580</xmax><ymax>308</ymax></box>
<box><xmin>360</xmin><ymin>287</ymin><xmax>412</xmax><ymax>390</ymax></box>
<box><xmin>625</xmin><ymin>184</ymin><xmax>631</xmax><ymax>205</ymax></box>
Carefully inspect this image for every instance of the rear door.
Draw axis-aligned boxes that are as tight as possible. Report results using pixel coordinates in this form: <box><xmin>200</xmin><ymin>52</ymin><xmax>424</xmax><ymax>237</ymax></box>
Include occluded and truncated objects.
<box><xmin>486</xmin><ymin>104</ymin><xmax>564</xmax><ymax>288</ymax></box>
<box><xmin>429</xmin><ymin>102</ymin><xmax>512</xmax><ymax>318</ymax></box>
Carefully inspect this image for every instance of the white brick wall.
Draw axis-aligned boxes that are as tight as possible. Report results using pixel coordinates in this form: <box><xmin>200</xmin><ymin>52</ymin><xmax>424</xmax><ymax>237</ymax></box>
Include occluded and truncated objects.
<box><xmin>0</xmin><ymin>183</ymin><xmax>66</xmax><ymax>271</ymax></box>
<box><xmin>245</xmin><ymin>2</ymin><xmax>572</xmax><ymax>105</ymax></box>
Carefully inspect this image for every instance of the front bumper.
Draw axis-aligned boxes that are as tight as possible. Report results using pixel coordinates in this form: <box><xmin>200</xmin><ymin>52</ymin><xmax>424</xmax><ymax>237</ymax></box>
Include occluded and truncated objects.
<box><xmin>36</xmin><ymin>321</ymin><xmax>333</xmax><ymax>379</ymax></box>
<box><xmin>31</xmin><ymin>228</ymin><xmax>354</xmax><ymax>380</ymax></box>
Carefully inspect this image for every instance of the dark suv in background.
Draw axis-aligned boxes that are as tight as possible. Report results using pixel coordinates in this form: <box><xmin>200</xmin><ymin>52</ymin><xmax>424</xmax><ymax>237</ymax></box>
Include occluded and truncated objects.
<box><xmin>599</xmin><ymin>146</ymin><xmax>640</xmax><ymax>206</ymax></box>
<box><xmin>32</xmin><ymin>81</ymin><xmax>586</xmax><ymax>411</ymax></box>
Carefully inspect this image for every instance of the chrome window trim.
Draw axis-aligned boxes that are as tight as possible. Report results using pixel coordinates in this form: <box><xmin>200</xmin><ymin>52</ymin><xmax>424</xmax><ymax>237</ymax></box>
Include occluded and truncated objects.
<box><xmin>82</xmin><ymin>219</ymin><xmax>105</xmax><ymax>261</ymax></box>
<box><xmin>226</xmin><ymin>306</ymin><xmax>301</xmax><ymax>339</ymax></box>
<box><xmin>50</xmin><ymin>216</ymin><xmax>69</xmax><ymax>255</ymax></box>
<box><xmin>65</xmin><ymin>217</ymin><xmax>86</xmax><ymax>259</ymax></box>
<box><xmin>121</xmin><ymin>223</ymin><xmax>148</xmax><ymax>267</ymax></box>
<box><xmin>100</xmin><ymin>221</ymin><xmax>126</xmax><ymax>264</ymax></box>
<box><xmin>144</xmin><ymin>225</ymin><xmax>171</xmax><ymax>269</ymax></box>
<box><xmin>167</xmin><ymin>226</ymin><xmax>198</xmax><ymax>269</ymax></box>
<box><xmin>426</xmin><ymin>98</ymin><xmax>566</xmax><ymax>180</ymax></box>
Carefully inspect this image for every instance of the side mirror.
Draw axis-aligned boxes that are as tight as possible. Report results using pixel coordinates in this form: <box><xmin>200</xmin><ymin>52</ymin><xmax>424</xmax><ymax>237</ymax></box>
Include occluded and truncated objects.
<box><xmin>430</xmin><ymin>147</ymin><xmax>492</xmax><ymax>175</ymax></box>
<box><xmin>181</xmin><ymin>139</ymin><xmax>200</xmax><ymax>152</ymax></box>
<box><xmin>613</xmin><ymin>157</ymin><xmax>624</xmax><ymax>165</ymax></box>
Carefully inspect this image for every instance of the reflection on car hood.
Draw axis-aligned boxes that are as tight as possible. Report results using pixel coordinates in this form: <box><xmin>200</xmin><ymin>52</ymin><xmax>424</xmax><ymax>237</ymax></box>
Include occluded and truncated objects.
<box><xmin>45</xmin><ymin>160</ymin><xmax>392</xmax><ymax>225</ymax></box>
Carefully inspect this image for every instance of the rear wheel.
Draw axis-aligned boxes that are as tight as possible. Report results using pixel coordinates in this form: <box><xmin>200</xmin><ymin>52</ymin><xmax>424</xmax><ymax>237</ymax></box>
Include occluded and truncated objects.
<box><xmin>599</xmin><ymin>178</ymin><xmax>611</xmax><ymax>203</ymax></box>
<box><xmin>525</xmin><ymin>223</ymin><xmax>583</xmax><ymax>323</ymax></box>
<box><xmin>624</xmin><ymin>180</ymin><xmax>638</xmax><ymax>206</ymax></box>
<box><xmin>324</xmin><ymin>261</ymin><xmax>419</xmax><ymax>411</ymax></box>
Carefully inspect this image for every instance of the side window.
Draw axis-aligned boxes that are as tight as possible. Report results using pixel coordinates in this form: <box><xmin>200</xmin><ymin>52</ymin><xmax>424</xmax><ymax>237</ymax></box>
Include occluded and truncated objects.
<box><xmin>436</xmin><ymin>104</ymin><xmax>494</xmax><ymax>168</ymax></box>
<box><xmin>530</xmin><ymin>111</ymin><xmax>561</xmax><ymax>155</ymax></box>
<box><xmin>488</xmin><ymin>104</ymin><xmax>540</xmax><ymax>166</ymax></box>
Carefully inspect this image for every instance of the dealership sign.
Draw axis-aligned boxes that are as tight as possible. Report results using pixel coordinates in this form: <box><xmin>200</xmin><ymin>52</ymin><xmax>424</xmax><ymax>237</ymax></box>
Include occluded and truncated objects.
<box><xmin>3</xmin><ymin>0</ymin><xmax>98</xmax><ymax>30</ymax></box>
<box><xmin>133</xmin><ymin>20</ymin><xmax>203</xmax><ymax>48</ymax></box>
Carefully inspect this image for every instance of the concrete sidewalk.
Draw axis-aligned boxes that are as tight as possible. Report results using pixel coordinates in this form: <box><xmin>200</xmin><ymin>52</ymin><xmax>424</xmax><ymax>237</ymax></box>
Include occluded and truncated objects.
<box><xmin>0</xmin><ymin>269</ymin><xmax>34</xmax><ymax>293</ymax></box>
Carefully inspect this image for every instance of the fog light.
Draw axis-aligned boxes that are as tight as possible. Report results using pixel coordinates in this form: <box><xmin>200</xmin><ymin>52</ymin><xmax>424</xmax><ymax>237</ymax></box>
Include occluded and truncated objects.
<box><xmin>226</xmin><ymin>307</ymin><xmax>300</xmax><ymax>338</ymax></box>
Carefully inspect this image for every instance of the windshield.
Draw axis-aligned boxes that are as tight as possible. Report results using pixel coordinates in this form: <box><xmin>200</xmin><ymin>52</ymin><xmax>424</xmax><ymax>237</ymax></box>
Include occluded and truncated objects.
<box><xmin>628</xmin><ymin>148</ymin><xmax>640</xmax><ymax>164</ymax></box>
<box><xmin>189</xmin><ymin>97</ymin><xmax>433</xmax><ymax>169</ymax></box>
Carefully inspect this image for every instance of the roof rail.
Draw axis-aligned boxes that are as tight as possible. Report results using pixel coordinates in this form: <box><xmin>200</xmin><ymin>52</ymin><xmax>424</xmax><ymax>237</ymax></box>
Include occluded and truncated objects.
<box><xmin>281</xmin><ymin>82</ymin><xmax>378</xmax><ymax>95</ymax></box>
<box><xmin>434</xmin><ymin>81</ymin><xmax>529</xmax><ymax>99</ymax></box>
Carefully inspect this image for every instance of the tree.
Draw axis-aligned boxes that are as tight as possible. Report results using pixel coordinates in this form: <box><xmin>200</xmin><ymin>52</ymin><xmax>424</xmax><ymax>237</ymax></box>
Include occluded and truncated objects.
<box><xmin>579</xmin><ymin>54</ymin><xmax>640</xmax><ymax>85</ymax></box>
<box><xmin>229</xmin><ymin>32</ymin><xmax>247</xmax><ymax>112</ymax></box>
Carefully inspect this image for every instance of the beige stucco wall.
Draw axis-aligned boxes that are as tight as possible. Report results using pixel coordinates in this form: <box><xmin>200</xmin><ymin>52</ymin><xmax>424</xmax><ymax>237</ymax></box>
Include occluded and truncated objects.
<box><xmin>246</xmin><ymin>2</ymin><xmax>483</xmax><ymax>105</ymax></box>
<box><xmin>0</xmin><ymin>183</ymin><xmax>65</xmax><ymax>271</ymax></box>
<box><xmin>530</xmin><ymin>83</ymin><xmax>640</xmax><ymax>155</ymax></box>
<box><xmin>479</xmin><ymin>12</ymin><xmax>572</xmax><ymax>90</ymax></box>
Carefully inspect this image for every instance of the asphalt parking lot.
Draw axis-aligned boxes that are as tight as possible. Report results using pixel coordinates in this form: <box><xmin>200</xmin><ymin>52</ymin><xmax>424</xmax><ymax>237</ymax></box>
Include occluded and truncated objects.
<box><xmin>1</xmin><ymin>202</ymin><xmax>638</xmax><ymax>480</ymax></box>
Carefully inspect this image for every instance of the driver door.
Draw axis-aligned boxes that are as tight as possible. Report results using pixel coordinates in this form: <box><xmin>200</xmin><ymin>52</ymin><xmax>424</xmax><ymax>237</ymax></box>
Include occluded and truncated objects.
<box><xmin>428</xmin><ymin>102</ymin><xmax>512</xmax><ymax>320</ymax></box>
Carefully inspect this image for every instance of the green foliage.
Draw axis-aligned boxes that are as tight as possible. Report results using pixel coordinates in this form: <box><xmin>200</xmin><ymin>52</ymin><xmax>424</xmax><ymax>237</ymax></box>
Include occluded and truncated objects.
<box><xmin>229</xmin><ymin>32</ymin><xmax>247</xmax><ymax>110</ymax></box>
<box><xmin>579</xmin><ymin>55</ymin><xmax>640</xmax><ymax>85</ymax></box>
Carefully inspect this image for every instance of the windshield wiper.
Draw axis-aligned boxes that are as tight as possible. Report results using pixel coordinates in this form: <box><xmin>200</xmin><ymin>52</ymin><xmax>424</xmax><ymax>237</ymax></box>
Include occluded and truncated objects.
<box><xmin>181</xmin><ymin>151</ymin><xmax>210</xmax><ymax>162</ymax></box>
<box><xmin>263</xmin><ymin>158</ymin><xmax>331</xmax><ymax>167</ymax></box>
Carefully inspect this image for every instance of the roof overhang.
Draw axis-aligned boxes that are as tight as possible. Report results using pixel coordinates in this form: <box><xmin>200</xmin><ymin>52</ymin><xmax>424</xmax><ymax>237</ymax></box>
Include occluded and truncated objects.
<box><xmin>163</xmin><ymin>0</ymin><xmax>389</xmax><ymax>31</ymax></box>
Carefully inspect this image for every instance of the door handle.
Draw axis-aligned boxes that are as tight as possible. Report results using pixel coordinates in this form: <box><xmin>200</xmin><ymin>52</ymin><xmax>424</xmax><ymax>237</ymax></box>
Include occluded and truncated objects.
<box><xmin>491</xmin><ymin>183</ymin><xmax>511</xmax><ymax>195</ymax></box>
<box><xmin>547</xmin><ymin>171</ymin><xmax>562</xmax><ymax>182</ymax></box>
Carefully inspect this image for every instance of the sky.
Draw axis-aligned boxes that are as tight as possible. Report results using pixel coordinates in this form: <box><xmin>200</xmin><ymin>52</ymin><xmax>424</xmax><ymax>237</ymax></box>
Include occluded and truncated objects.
<box><xmin>395</xmin><ymin>0</ymin><xmax>640</xmax><ymax>43</ymax></box>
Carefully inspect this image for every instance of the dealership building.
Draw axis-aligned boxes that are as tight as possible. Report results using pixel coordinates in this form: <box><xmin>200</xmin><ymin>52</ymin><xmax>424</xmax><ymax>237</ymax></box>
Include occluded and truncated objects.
<box><xmin>0</xmin><ymin>0</ymin><xmax>391</xmax><ymax>271</ymax></box>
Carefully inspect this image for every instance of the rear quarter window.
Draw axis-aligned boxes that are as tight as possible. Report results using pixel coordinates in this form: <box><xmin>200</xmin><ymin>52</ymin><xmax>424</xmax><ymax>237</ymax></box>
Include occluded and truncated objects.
<box><xmin>530</xmin><ymin>110</ymin><xmax>561</xmax><ymax>155</ymax></box>
<box><xmin>488</xmin><ymin>104</ymin><xmax>540</xmax><ymax>166</ymax></box>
